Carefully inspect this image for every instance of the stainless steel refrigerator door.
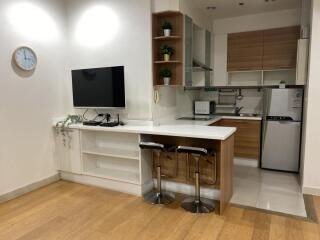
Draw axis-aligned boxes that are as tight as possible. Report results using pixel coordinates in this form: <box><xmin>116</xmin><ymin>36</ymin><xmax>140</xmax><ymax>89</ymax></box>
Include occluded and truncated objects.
<box><xmin>262</xmin><ymin>120</ymin><xmax>301</xmax><ymax>172</ymax></box>
<box><xmin>264</xmin><ymin>89</ymin><xmax>303</xmax><ymax>121</ymax></box>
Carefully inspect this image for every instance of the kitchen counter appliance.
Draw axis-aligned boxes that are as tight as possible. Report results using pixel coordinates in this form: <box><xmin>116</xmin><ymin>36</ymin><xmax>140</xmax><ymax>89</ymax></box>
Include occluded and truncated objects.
<box><xmin>194</xmin><ymin>101</ymin><xmax>216</xmax><ymax>115</ymax></box>
<box><xmin>261</xmin><ymin>88</ymin><xmax>303</xmax><ymax>172</ymax></box>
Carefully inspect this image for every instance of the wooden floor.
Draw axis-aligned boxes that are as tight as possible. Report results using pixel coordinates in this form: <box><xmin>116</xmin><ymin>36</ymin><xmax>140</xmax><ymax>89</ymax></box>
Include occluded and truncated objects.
<box><xmin>0</xmin><ymin>181</ymin><xmax>319</xmax><ymax>240</ymax></box>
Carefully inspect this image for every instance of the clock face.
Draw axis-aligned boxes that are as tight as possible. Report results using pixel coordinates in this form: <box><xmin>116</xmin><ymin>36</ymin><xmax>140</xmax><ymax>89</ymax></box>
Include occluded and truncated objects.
<box><xmin>14</xmin><ymin>47</ymin><xmax>37</xmax><ymax>71</ymax></box>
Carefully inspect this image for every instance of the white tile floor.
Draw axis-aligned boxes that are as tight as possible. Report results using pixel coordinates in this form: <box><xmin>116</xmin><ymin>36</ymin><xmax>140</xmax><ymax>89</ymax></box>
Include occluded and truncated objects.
<box><xmin>231</xmin><ymin>164</ymin><xmax>307</xmax><ymax>217</ymax></box>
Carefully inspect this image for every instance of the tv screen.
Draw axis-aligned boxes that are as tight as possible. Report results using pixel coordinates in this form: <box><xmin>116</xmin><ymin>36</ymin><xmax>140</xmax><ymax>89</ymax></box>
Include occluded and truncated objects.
<box><xmin>72</xmin><ymin>66</ymin><xmax>125</xmax><ymax>108</ymax></box>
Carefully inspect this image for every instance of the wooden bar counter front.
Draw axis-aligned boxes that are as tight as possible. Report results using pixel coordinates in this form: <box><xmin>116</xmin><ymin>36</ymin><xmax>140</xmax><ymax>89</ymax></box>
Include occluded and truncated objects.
<box><xmin>146</xmin><ymin>134</ymin><xmax>235</xmax><ymax>215</ymax></box>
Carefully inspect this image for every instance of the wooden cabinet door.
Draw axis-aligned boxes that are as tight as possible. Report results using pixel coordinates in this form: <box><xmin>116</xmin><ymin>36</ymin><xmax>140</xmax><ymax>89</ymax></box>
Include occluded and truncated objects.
<box><xmin>263</xmin><ymin>26</ymin><xmax>300</xmax><ymax>70</ymax></box>
<box><xmin>212</xmin><ymin>119</ymin><xmax>261</xmax><ymax>160</ymax></box>
<box><xmin>227</xmin><ymin>31</ymin><xmax>263</xmax><ymax>71</ymax></box>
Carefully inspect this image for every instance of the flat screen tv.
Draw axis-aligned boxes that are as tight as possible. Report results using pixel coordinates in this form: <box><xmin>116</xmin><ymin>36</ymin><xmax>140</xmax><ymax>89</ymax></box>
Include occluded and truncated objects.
<box><xmin>72</xmin><ymin>66</ymin><xmax>125</xmax><ymax>109</ymax></box>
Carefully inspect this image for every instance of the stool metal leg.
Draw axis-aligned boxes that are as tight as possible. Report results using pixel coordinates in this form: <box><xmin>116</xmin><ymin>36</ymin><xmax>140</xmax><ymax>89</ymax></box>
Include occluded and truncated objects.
<box><xmin>181</xmin><ymin>154</ymin><xmax>215</xmax><ymax>213</ymax></box>
<box><xmin>144</xmin><ymin>150</ymin><xmax>175</xmax><ymax>205</ymax></box>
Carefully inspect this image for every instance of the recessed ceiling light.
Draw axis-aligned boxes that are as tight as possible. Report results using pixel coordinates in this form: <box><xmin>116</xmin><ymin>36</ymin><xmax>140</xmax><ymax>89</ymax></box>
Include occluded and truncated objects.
<box><xmin>239</xmin><ymin>2</ymin><xmax>244</xmax><ymax>6</ymax></box>
<box><xmin>206</xmin><ymin>6</ymin><xmax>217</xmax><ymax>10</ymax></box>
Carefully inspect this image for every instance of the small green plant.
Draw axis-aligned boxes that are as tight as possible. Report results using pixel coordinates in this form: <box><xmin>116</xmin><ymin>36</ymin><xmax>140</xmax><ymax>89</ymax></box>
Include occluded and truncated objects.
<box><xmin>160</xmin><ymin>45</ymin><xmax>174</xmax><ymax>56</ymax></box>
<box><xmin>162</xmin><ymin>21</ymin><xmax>172</xmax><ymax>30</ymax></box>
<box><xmin>56</xmin><ymin>115</ymin><xmax>83</xmax><ymax>148</ymax></box>
<box><xmin>159</xmin><ymin>68</ymin><xmax>172</xmax><ymax>78</ymax></box>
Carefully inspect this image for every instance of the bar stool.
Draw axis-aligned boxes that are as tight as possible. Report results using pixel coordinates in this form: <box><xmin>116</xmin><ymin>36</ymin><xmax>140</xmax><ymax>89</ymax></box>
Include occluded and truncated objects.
<box><xmin>177</xmin><ymin>146</ymin><xmax>215</xmax><ymax>213</ymax></box>
<box><xmin>139</xmin><ymin>142</ymin><xmax>175</xmax><ymax>205</ymax></box>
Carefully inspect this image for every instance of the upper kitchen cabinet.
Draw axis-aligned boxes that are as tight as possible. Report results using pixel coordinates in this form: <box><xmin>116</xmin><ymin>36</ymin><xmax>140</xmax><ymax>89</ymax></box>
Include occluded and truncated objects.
<box><xmin>184</xmin><ymin>16</ymin><xmax>212</xmax><ymax>87</ymax></box>
<box><xmin>227</xmin><ymin>31</ymin><xmax>263</xmax><ymax>71</ymax></box>
<box><xmin>263</xmin><ymin>26</ymin><xmax>300</xmax><ymax>70</ymax></box>
<box><xmin>225</xmin><ymin>26</ymin><xmax>305</xmax><ymax>86</ymax></box>
<box><xmin>227</xmin><ymin>26</ymin><xmax>300</xmax><ymax>71</ymax></box>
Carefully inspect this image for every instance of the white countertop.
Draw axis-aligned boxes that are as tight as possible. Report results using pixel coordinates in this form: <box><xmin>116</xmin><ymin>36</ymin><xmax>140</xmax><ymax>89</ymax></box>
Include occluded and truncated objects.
<box><xmin>56</xmin><ymin>115</ymin><xmax>261</xmax><ymax>141</ymax></box>
<box><xmin>68</xmin><ymin>123</ymin><xmax>235</xmax><ymax>141</ymax></box>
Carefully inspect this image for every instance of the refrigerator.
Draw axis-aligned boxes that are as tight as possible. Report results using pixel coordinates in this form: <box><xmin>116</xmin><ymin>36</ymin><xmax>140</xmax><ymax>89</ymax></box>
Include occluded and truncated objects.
<box><xmin>261</xmin><ymin>88</ymin><xmax>304</xmax><ymax>172</ymax></box>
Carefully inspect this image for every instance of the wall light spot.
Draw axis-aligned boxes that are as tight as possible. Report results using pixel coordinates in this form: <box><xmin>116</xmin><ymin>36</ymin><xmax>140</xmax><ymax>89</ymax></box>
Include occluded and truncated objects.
<box><xmin>75</xmin><ymin>5</ymin><xmax>119</xmax><ymax>48</ymax></box>
<box><xmin>7</xmin><ymin>2</ymin><xmax>58</xmax><ymax>42</ymax></box>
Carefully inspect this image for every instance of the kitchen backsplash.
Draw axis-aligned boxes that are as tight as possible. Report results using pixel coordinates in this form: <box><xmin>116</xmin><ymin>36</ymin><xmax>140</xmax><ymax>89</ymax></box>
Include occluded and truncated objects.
<box><xmin>199</xmin><ymin>89</ymin><xmax>263</xmax><ymax>114</ymax></box>
<box><xmin>152</xmin><ymin>88</ymin><xmax>263</xmax><ymax>124</ymax></box>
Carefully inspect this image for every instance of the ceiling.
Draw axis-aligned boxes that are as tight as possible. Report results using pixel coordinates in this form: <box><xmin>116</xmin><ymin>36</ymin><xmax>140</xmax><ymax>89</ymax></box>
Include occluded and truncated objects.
<box><xmin>195</xmin><ymin>0</ymin><xmax>301</xmax><ymax>20</ymax></box>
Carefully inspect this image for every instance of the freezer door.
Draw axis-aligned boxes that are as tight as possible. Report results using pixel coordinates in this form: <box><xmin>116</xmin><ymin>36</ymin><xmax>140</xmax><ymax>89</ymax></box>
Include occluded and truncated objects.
<box><xmin>262</xmin><ymin>120</ymin><xmax>301</xmax><ymax>172</ymax></box>
<box><xmin>264</xmin><ymin>89</ymin><xmax>303</xmax><ymax>121</ymax></box>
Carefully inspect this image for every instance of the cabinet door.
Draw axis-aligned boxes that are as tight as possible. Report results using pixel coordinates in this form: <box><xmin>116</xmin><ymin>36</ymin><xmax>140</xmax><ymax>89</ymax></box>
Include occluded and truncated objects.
<box><xmin>296</xmin><ymin>39</ymin><xmax>309</xmax><ymax>85</ymax></box>
<box><xmin>227</xmin><ymin>31</ymin><xmax>263</xmax><ymax>71</ymax></box>
<box><xmin>184</xmin><ymin>15</ymin><xmax>193</xmax><ymax>87</ymax></box>
<box><xmin>263</xmin><ymin>26</ymin><xmax>300</xmax><ymax>70</ymax></box>
<box><xmin>212</xmin><ymin>119</ymin><xmax>261</xmax><ymax>159</ymax></box>
<box><xmin>205</xmin><ymin>30</ymin><xmax>212</xmax><ymax>86</ymax></box>
<box><xmin>54</xmin><ymin>129</ymin><xmax>82</xmax><ymax>174</ymax></box>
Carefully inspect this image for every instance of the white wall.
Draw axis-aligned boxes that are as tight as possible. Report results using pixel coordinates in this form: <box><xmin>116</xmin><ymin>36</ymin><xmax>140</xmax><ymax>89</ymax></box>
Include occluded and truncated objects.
<box><xmin>0</xmin><ymin>0</ymin><xmax>155</xmax><ymax>196</ymax></box>
<box><xmin>0</xmin><ymin>0</ymin><xmax>67</xmax><ymax>195</ymax></box>
<box><xmin>212</xmin><ymin>9</ymin><xmax>300</xmax><ymax>35</ymax></box>
<box><xmin>179</xmin><ymin>0</ymin><xmax>212</xmax><ymax>31</ymax></box>
<box><xmin>65</xmin><ymin>0</ymin><xmax>153</xmax><ymax>121</ymax></box>
<box><xmin>212</xmin><ymin>9</ymin><xmax>300</xmax><ymax>86</ymax></box>
<box><xmin>301</xmin><ymin>0</ymin><xmax>320</xmax><ymax>195</ymax></box>
<box><xmin>152</xmin><ymin>0</ymin><xmax>179</xmax><ymax>12</ymax></box>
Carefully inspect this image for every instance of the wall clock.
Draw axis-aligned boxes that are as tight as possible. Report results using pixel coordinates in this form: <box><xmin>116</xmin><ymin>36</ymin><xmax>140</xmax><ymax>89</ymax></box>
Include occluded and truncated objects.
<box><xmin>14</xmin><ymin>46</ymin><xmax>37</xmax><ymax>71</ymax></box>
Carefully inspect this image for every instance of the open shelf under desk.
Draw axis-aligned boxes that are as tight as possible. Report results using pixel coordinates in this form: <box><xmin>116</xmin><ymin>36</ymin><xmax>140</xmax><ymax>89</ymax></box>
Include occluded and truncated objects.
<box><xmin>82</xmin><ymin>147</ymin><xmax>139</xmax><ymax>161</ymax></box>
<box><xmin>83</xmin><ymin>154</ymin><xmax>140</xmax><ymax>185</ymax></box>
<box><xmin>84</xmin><ymin>168</ymin><xmax>140</xmax><ymax>185</ymax></box>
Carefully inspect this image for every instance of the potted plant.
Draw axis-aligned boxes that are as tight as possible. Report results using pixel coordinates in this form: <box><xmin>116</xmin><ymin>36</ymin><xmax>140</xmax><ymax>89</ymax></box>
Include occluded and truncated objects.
<box><xmin>56</xmin><ymin>115</ymin><xmax>83</xmax><ymax>148</ymax></box>
<box><xmin>159</xmin><ymin>67</ymin><xmax>172</xmax><ymax>85</ymax></box>
<box><xmin>160</xmin><ymin>45</ymin><xmax>174</xmax><ymax>61</ymax></box>
<box><xmin>162</xmin><ymin>21</ymin><xmax>172</xmax><ymax>37</ymax></box>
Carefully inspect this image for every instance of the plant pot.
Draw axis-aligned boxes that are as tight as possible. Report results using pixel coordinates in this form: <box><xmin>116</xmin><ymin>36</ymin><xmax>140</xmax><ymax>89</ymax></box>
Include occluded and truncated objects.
<box><xmin>163</xmin><ymin>29</ymin><xmax>171</xmax><ymax>37</ymax></box>
<box><xmin>163</xmin><ymin>54</ymin><xmax>170</xmax><ymax>61</ymax></box>
<box><xmin>163</xmin><ymin>77</ymin><xmax>171</xmax><ymax>85</ymax></box>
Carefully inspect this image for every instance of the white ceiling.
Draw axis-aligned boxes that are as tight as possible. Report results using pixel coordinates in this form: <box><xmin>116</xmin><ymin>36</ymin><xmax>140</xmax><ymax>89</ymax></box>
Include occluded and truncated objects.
<box><xmin>194</xmin><ymin>0</ymin><xmax>301</xmax><ymax>20</ymax></box>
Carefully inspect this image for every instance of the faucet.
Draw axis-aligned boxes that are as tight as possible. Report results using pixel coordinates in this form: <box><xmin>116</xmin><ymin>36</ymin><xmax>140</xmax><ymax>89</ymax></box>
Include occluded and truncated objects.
<box><xmin>235</xmin><ymin>107</ymin><xmax>244</xmax><ymax>115</ymax></box>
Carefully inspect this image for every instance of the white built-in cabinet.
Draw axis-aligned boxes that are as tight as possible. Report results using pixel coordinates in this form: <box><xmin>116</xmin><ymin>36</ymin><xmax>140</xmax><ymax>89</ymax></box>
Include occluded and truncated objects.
<box><xmin>55</xmin><ymin>129</ymin><xmax>82</xmax><ymax>174</ymax></box>
<box><xmin>54</xmin><ymin>129</ymin><xmax>153</xmax><ymax>196</ymax></box>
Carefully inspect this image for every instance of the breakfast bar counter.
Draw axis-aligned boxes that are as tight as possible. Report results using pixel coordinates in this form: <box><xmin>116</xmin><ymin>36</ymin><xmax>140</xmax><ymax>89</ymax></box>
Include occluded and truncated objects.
<box><xmin>54</xmin><ymin>121</ymin><xmax>236</xmax><ymax>214</ymax></box>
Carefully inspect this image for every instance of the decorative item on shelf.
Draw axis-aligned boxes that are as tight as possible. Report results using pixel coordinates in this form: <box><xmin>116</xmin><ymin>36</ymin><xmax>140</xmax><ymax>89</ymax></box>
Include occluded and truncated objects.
<box><xmin>56</xmin><ymin>115</ymin><xmax>83</xmax><ymax>148</ymax></box>
<box><xmin>160</xmin><ymin>44</ymin><xmax>174</xmax><ymax>62</ymax></box>
<box><xmin>160</xmin><ymin>67</ymin><xmax>172</xmax><ymax>85</ymax></box>
<box><xmin>279</xmin><ymin>80</ymin><xmax>286</xmax><ymax>89</ymax></box>
<box><xmin>162</xmin><ymin>21</ymin><xmax>172</xmax><ymax>37</ymax></box>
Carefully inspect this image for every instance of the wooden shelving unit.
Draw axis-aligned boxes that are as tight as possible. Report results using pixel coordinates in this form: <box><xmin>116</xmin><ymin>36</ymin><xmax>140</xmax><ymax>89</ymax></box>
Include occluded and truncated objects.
<box><xmin>154</xmin><ymin>36</ymin><xmax>181</xmax><ymax>40</ymax></box>
<box><xmin>152</xmin><ymin>11</ymin><xmax>184</xmax><ymax>86</ymax></box>
<box><xmin>154</xmin><ymin>60</ymin><xmax>181</xmax><ymax>64</ymax></box>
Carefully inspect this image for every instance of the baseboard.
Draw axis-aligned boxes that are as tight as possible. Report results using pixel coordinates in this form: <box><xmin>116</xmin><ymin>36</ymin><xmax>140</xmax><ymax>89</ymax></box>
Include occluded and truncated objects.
<box><xmin>302</xmin><ymin>186</ymin><xmax>320</xmax><ymax>196</ymax></box>
<box><xmin>0</xmin><ymin>174</ymin><xmax>60</xmax><ymax>203</ymax></box>
<box><xmin>60</xmin><ymin>171</ymin><xmax>143</xmax><ymax>196</ymax></box>
<box><xmin>141</xmin><ymin>181</ymin><xmax>154</xmax><ymax>195</ymax></box>
<box><xmin>153</xmin><ymin>179</ymin><xmax>220</xmax><ymax>200</ymax></box>
<box><xmin>234</xmin><ymin>157</ymin><xmax>259</xmax><ymax>168</ymax></box>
